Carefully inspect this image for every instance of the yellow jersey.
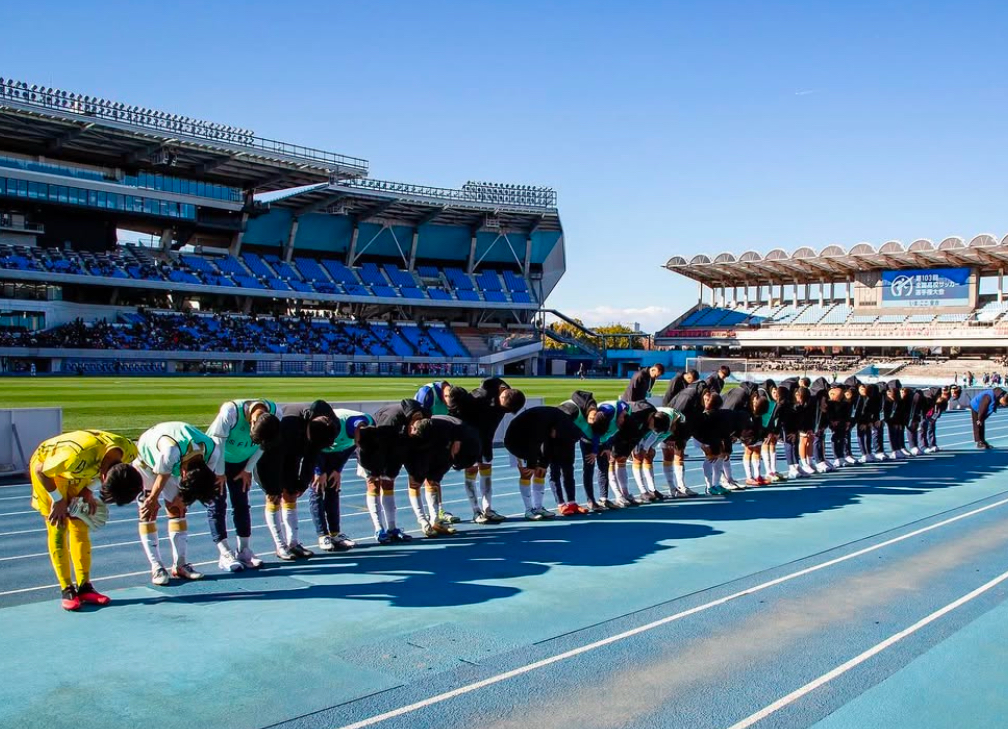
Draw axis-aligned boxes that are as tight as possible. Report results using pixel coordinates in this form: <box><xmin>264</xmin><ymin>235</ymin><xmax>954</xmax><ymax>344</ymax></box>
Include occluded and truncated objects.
<box><xmin>30</xmin><ymin>430</ymin><xmax>138</xmax><ymax>514</ymax></box>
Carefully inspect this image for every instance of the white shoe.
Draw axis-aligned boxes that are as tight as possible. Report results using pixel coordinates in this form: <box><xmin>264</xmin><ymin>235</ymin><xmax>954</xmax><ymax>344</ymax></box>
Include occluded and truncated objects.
<box><xmin>318</xmin><ymin>535</ymin><xmax>337</xmax><ymax>552</ymax></box>
<box><xmin>237</xmin><ymin>547</ymin><xmax>264</xmax><ymax>569</ymax></box>
<box><xmin>909</xmin><ymin>447</ymin><xmax>920</xmax><ymax>456</ymax></box>
<box><xmin>923</xmin><ymin>447</ymin><xmax>936</xmax><ymax>454</ymax></box>
<box><xmin>218</xmin><ymin>550</ymin><xmax>244</xmax><ymax>572</ymax></box>
<box><xmin>332</xmin><ymin>533</ymin><xmax>356</xmax><ymax>549</ymax></box>
<box><xmin>816</xmin><ymin>462</ymin><xmax>829</xmax><ymax>473</ymax></box>
<box><xmin>721</xmin><ymin>480</ymin><xmax>739</xmax><ymax>491</ymax></box>
<box><xmin>787</xmin><ymin>465</ymin><xmax>800</xmax><ymax>478</ymax></box>
<box><xmin>858</xmin><ymin>455</ymin><xmax>869</xmax><ymax>464</ymax></box>
<box><xmin>888</xmin><ymin>451</ymin><xmax>901</xmax><ymax>461</ymax></box>
<box><xmin>874</xmin><ymin>453</ymin><xmax>887</xmax><ymax>462</ymax></box>
<box><xmin>525</xmin><ymin>509</ymin><xmax>545</xmax><ymax>521</ymax></box>
<box><xmin>831</xmin><ymin>458</ymin><xmax>842</xmax><ymax>469</ymax></box>
<box><xmin>845</xmin><ymin>456</ymin><xmax>857</xmax><ymax>465</ymax></box>
<box><xmin>932</xmin><ymin>445</ymin><xmax>941</xmax><ymax>452</ymax></box>
<box><xmin>801</xmin><ymin>464</ymin><xmax>816</xmax><ymax>475</ymax></box>
<box><xmin>151</xmin><ymin>565</ymin><xmax>170</xmax><ymax>586</ymax></box>
<box><xmin>275</xmin><ymin>545</ymin><xmax>296</xmax><ymax>561</ymax></box>
<box><xmin>901</xmin><ymin>448</ymin><xmax>912</xmax><ymax>457</ymax></box>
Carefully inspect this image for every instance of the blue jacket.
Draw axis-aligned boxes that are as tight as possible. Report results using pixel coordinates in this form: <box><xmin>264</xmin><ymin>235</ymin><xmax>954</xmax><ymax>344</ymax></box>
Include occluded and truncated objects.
<box><xmin>971</xmin><ymin>388</ymin><xmax>1003</xmax><ymax>421</ymax></box>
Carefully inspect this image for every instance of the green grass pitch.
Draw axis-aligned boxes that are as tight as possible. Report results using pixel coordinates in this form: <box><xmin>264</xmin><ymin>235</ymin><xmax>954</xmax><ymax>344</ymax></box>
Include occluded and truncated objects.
<box><xmin>0</xmin><ymin>376</ymin><xmax>636</xmax><ymax>439</ymax></box>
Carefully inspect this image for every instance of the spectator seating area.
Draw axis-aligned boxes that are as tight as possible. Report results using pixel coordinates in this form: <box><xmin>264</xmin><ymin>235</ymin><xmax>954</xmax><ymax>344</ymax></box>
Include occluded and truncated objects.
<box><xmin>0</xmin><ymin>311</ymin><xmax>473</xmax><ymax>358</ymax></box>
<box><xmin>0</xmin><ymin>243</ymin><xmax>537</xmax><ymax>305</ymax></box>
<box><xmin>669</xmin><ymin>298</ymin><xmax>1008</xmax><ymax>331</ymax></box>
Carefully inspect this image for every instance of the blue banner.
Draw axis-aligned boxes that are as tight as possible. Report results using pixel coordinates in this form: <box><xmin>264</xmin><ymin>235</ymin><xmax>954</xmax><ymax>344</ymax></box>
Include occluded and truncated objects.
<box><xmin>880</xmin><ymin>268</ymin><xmax>970</xmax><ymax>308</ymax></box>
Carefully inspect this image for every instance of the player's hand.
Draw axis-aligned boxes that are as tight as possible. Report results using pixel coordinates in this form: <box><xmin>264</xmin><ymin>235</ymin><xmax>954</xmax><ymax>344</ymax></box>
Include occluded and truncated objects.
<box><xmin>586</xmin><ymin>453</ymin><xmax>596</xmax><ymax>465</ymax></box>
<box><xmin>237</xmin><ymin>471</ymin><xmax>253</xmax><ymax>492</ymax></box>
<box><xmin>312</xmin><ymin>472</ymin><xmax>326</xmax><ymax>493</ymax></box>
<box><xmin>328</xmin><ymin>472</ymin><xmax>341</xmax><ymax>491</ymax></box>
<box><xmin>139</xmin><ymin>496</ymin><xmax>158</xmax><ymax>521</ymax></box>
<box><xmin>48</xmin><ymin>498</ymin><xmax>68</xmax><ymax>526</ymax></box>
<box><xmin>81</xmin><ymin>488</ymin><xmax>98</xmax><ymax>515</ymax></box>
<box><xmin>215</xmin><ymin>474</ymin><xmax>227</xmax><ymax>495</ymax></box>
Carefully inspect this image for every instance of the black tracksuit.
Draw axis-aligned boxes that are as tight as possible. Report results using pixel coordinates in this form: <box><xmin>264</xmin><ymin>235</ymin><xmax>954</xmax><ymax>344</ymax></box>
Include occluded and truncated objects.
<box><xmin>622</xmin><ymin>367</ymin><xmax>656</xmax><ymax>403</ymax></box>
<box><xmin>256</xmin><ymin>400</ymin><xmax>337</xmax><ymax>496</ymax></box>
<box><xmin>557</xmin><ymin>391</ymin><xmax>603</xmax><ymax>503</ymax></box>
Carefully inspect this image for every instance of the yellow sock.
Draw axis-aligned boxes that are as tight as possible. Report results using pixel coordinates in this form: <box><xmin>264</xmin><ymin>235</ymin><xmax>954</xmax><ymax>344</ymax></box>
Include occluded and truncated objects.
<box><xmin>67</xmin><ymin>518</ymin><xmax>92</xmax><ymax>585</ymax></box>
<box><xmin>46</xmin><ymin>521</ymin><xmax>72</xmax><ymax>590</ymax></box>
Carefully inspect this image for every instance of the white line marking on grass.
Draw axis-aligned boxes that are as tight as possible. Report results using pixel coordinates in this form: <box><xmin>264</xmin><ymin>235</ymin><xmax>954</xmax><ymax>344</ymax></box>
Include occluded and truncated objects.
<box><xmin>330</xmin><ymin>493</ymin><xmax>1008</xmax><ymax>729</ymax></box>
<box><xmin>725</xmin><ymin>567</ymin><xmax>1008</xmax><ymax>729</ymax></box>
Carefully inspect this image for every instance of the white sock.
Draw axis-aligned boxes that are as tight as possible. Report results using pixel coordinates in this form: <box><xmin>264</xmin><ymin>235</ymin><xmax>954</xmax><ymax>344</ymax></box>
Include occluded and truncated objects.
<box><xmin>742</xmin><ymin>455</ymin><xmax>753</xmax><ymax>480</ymax></box>
<box><xmin>642</xmin><ymin>463</ymin><xmax>656</xmax><ymax>493</ymax></box>
<box><xmin>480</xmin><ymin>466</ymin><xmax>493</xmax><ymax>512</ymax></box>
<box><xmin>614</xmin><ymin>463</ymin><xmax>630</xmax><ymax>498</ymax></box>
<box><xmin>381</xmin><ymin>487</ymin><xmax>397</xmax><ymax>530</ymax></box>
<box><xmin>674</xmin><ymin>463</ymin><xmax>686</xmax><ymax>490</ymax></box>
<box><xmin>762</xmin><ymin>447</ymin><xmax>772</xmax><ymax>474</ymax></box>
<box><xmin>519</xmin><ymin>478</ymin><xmax>532</xmax><ymax>510</ymax></box>
<box><xmin>216</xmin><ymin>538</ymin><xmax>232</xmax><ymax>557</ymax></box>
<box><xmin>750</xmin><ymin>452</ymin><xmax>761</xmax><ymax>479</ymax></box>
<box><xmin>424</xmin><ymin>485</ymin><xmax>440</xmax><ymax>519</ymax></box>
<box><xmin>168</xmin><ymin>517</ymin><xmax>187</xmax><ymax>568</ymax></box>
<box><xmin>237</xmin><ymin>535</ymin><xmax>253</xmax><ymax>554</ymax></box>
<box><xmin>662</xmin><ymin>462</ymin><xmax>676</xmax><ymax>491</ymax></box>
<box><xmin>408</xmin><ymin>488</ymin><xmax>428</xmax><ymax>524</ymax></box>
<box><xmin>722</xmin><ymin>458</ymin><xmax>735</xmax><ymax>483</ymax></box>
<box><xmin>366</xmin><ymin>491</ymin><xmax>385</xmax><ymax>531</ymax></box>
<box><xmin>265</xmin><ymin>503</ymin><xmax>285</xmax><ymax>549</ymax></box>
<box><xmin>702</xmin><ymin>460</ymin><xmax>714</xmax><ymax>487</ymax></box>
<box><xmin>464</xmin><ymin>472</ymin><xmax>480</xmax><ymax>515</ymax></box>
<box><xmin>713</xmin><ymin>459</ymin><xmax>725</xmax><ymax>486</ymax></box>
<box><xmin>281</xmin><ymin>503</ymin><xmax>299</xmax><ymax>547</ymax></box>
<box><xmin>139</xmin><ymin>521</ymin><xmax>162</xmax><ymax>568</ymax></box>
<box><xmin>631</xmin><ymin>460</ymin><xmax>648</xmax><ymax>495</ymax></box>
<box><xmin>532</xmin><ymin>477</ymin><xmax>545</xmax><ymax>510</ymax></box>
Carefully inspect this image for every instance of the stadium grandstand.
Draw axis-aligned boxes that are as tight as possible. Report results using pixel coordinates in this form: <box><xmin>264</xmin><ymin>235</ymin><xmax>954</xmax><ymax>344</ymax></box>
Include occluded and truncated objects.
<box><xmin>653</xmin><ymin>235</ymin><xmax>1008</xmax><ymax>382</ymax></box>
<box><xmin>0</xmin><ymin>78</ymin><xmax>564</xmax><ymax>375</ymax></box>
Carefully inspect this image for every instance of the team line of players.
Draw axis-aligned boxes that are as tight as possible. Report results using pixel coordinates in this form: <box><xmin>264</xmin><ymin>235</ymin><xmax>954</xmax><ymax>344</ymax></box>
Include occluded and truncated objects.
<box><xmin>28</xmin><ymin>369</ymin><xmax>1007</xmax><ymax>611</ymax></box>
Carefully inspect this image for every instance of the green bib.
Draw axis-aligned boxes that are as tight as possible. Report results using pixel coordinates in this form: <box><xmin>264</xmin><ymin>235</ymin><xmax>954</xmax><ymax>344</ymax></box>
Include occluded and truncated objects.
<box><xmin>225</xmin><ymin>400</ymin><xmax>277</xmax><ymax>464</ymax></box>
<box><xmin>139</xmin><ymin>422</ymin><xmax>215</xmax><ymax>477</ymax></box>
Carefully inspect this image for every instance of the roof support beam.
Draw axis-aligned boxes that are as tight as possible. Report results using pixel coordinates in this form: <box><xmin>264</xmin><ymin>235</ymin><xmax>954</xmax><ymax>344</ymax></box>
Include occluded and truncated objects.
<box><xmin>296</xmin><ymin>191</ymin><xmax>346</xmax><ymax>216</ymax></box>
<box><xmin>46</xmin><ymin>122</ymin><xmax>94</xmax><ymax>152</ymax></box>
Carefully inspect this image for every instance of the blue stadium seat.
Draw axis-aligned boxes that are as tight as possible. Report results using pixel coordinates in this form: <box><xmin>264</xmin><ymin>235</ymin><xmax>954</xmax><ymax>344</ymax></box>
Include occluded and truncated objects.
<box><xmin>445</xmin><ymin>267</ymin><xmax>475</xmax><ymax>290</ymax></box>
<box><xmin>416</xmin><ymin>265</ymin><xmax>440</xmax><ymax>279</ymax></box>
<box><xmin>322</xmin><ymin>259</ymin><xmax>358</xmax><ymax>285</ymax></box>
<box><xmin>475</xmin><ymin>270</ymin><xmax>503</xmax><ymax>291</ymax></box>
<box><xmin>358</xmin><ymin>262</ymin><xmax>387</xmax><ymax>286</ymax></box>
<box><xmin>401</xmin><ymin>286</ymin><xmax>425</xmax><ymax>300</ymax></box>
<box><xmin>294</xmin><ymin>256</ymin><xmax>330</xmax><ymax>282</ymax></box>
<box><xmin>511</xmin><ymin>291</ymin><xmax>533</xmax><ymax>304</ymax></box>
<box><xmin>503</xmin><ymin>270</ymin><xmax>529</xmax><ymax>292</ymax></box>
<box><xmin>427</xmin><ymin>287</ymin><xmax>453</xmax><ymax>301</ymax></box>
<box><xmin>483</xmin><ymin>290</ymin><xmax>508</xmax><ymax>302</ymax></box>
<box><xmin>383</xmin><ymin>264</ymin><xmax>417</xmax><ymax>288</ymax></box>
<box><xmin>456</xmin><ymin>289</ymin><xmax>481</xmax><ymax>302</ymax></box>
<box><xmin>242</xmin><ymin>252</ymin><xmax>275</xmax><ymax>278</ymax></box>
<box><xmin>372</xmin><ymin>284</ymin><xmax>398</xmax><ymax>298</ymax></box>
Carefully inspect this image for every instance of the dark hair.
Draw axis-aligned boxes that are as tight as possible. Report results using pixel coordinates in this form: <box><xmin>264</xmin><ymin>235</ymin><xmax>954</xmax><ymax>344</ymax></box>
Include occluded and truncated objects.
<box><xmin>446</xmin><ymin>385</ymin><xmax>468</xmax><ymax>410</ymax></box>
<box><xmin>591</xmin><ymin>412</ymin><xmax>610</xmax><ymax>436</ymax></box>
<box><xmin>179</xmin><ymin>462</ymin><xmax>218</xmax><ymax>505</ymax></box>
<box><xmin>99</xmin><ymin>463</ymin><xmax>144</xmax><ymax>506</ymax></box>
<box><xmin>752</xmin><ymin>395</ymin><xmax>770</xmax><ymax>417</ymax></box>
<box><xmin>250</xmin><ymin>413</ymin><xmax>280</xmax><ymax>446</ymax></box>
<box><xmin>718</xmin><ymin>365</ymin><xmax>731</xmax><ymax>377</ymax></box>
<box><xmin>795</xmin><ymin>386</ymin><xmax>810</xmax><ymax>403</ymax></box>
<box><xmin>652</xmin><ymin>412</ymin><xmax>671</xmax><ymax>433</ymax></box>
<box><xmin>411</xmin><ymin>417</ymin><xmax>433</xmax><ymax>438</ymax></box>
<box><xmin>799</xmin><ymin>377</ymin><xmax>811</xmax><ymax>388</ymax></box>
<box><xmin>688</xmin><ymin>369</ymin><xmax>700</xmax><ymax>381</ymax></box>
<box><xmin>307</xmin><ymin>416</ymin><xmax>337</xmax><ymax>448</ymax></box>
<box><xmin>500</xmin><ymin>388</ymin><xmax>526</xmax><ymax>413</ymax></box>
<box><xmin>652</xmin><ymin>363</ymin><xmax>665</xmax><ymax>375</ymax></box>
<box><xmin>705</xmin><ymin>392</ymin><xmax>723</xmax><ymax>409</ymax></box>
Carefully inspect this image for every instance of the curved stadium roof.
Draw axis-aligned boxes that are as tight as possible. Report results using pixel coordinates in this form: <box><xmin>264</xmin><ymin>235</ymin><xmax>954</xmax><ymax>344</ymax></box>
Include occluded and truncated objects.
<box><xmin>665</xmin><ymin>234</ymin><xmax>1008</xmax><ymax>286</ymax></box>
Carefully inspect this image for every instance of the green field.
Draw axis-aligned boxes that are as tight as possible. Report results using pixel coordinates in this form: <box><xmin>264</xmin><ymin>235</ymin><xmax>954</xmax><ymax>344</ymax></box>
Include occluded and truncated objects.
<box><xmin>0</xmin><ymin>377</ymin><xmax>634</xmax><ymax>438</ymax></box>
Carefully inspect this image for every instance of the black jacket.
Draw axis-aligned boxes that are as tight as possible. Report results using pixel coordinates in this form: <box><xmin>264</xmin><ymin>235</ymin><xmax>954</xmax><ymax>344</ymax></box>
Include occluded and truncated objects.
<box><xmin>622</xmin><ymin>367</ymin><xmax>655</xmax><ymax>403</ymax></box>
<box><xmin>504</xmin><ymin>406</ymin><xmax>583</xmax><ymax>467</ymax></box>
<box><xmin>662</xmin><ymin>371</ymin><xmax>697</xmax><ymax>406</ymax></box>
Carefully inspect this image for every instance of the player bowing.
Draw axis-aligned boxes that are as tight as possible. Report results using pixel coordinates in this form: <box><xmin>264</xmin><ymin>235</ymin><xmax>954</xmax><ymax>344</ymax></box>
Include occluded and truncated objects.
<box><xmin>30</xmin><ymin>430</ymin><xmax>143</xmax><ymax>610</ymax></box>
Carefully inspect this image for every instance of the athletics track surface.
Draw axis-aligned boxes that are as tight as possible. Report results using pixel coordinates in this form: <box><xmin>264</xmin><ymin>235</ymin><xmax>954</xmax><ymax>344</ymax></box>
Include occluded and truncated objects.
<box><xmin>1</xmin><ymin>409</ymin><xmax>1006</xmax><ymax>729</ymax></box>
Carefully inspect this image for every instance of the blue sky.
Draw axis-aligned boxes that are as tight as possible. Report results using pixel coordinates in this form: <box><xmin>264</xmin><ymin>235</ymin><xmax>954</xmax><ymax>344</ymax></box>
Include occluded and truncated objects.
<box><xmin>4</xmin><ymin>1</ymin><xmax>1008</xmax><ymax>331</ymax></box>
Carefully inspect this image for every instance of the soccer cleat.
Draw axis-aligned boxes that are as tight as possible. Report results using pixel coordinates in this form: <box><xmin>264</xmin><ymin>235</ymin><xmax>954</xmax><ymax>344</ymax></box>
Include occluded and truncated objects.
<box><xmin>932</xmin><ymin>445</ymin><xmax>941</xmax><ymax>452</ymax></box>
<box><xmin>420</xmin><ymin>522</ymin><xmax>439</xmax><ymax>537</ymax></box>
<box><xmin>151</xmin><ymin>565</ymin><xmax>170</xmax><ymax>586</ymax></box>
<box><xmin>534</xmin><ymin>507</ymin><xmax>556</xmax><ymax>519</ymax></box>
<box><xmin>923</xmin><ymin>446</ymin><xmax>937</xmax><ymax>454</ymax></box>
<box><xmin>800</xmin><ymin>463</ymin><xmax>816</xmax><ymax>475</ymax></box>
<box><xmin>787</xmin><ymin>465</ymin><xmax>800</xmax><ymax>479</ymax></box>
<box><xmin>573</xmin><ymin>503</ymin><xmax>591</xmax><ymax>514</ymax></box>
<box><xmin>218</xmin><ymin>550</ymin><xmax>245</xmax><ymax>572</ymax></box>
<box><xmin>844</xmin><ymin>455</ymin><xmax>857</xmax><ymax>465</ymax></box>
<box><xmin>909</xmin><ymin>447</ymin><xmax>920</xmax><ymax>456</ymax></box>
<box><xmin>858</xmin><ymin>455</ymin><xmax>869</xmax><ymax>464</ymax></box>
<box><xmin>237</xmin><ymin>547</ymin><xmax>264</xmax><ymax>569</ymax></box>
<box><xmin>375</xmin><ymin>529</ymin><xmax>391</xmax><ymax>545</ymax></box>
<box><xmin>755</xmin><ymin>476</ymin><xmax>769</xmax><ymax>486</ymax></box>
<box><xmin>815</xmin><ymin>462</ymin><xmax>829</xmax><ymax>474</ymax></box>
<box><xmin>588</xmin><ymin>500</ymin><xmax>607</xmax><ymax>512</ymax></box>
<box><xmin>650</xmin><ymin>491</ymin><xmax>666</xmax><ymax>502</ymax></box>
<box><xmin>888</xmin><ymin>451</ymin><xmax>900</xmax><ymax>461</ymax></box>
<box><xmin>388</xmin><ymin>527</ymin><xmax>413</xmax><ymax>542</ymax></box>
<box><xmin>623</xmin><ymin>495</ymin><xmax>641</xmax><ymax>506</ymax></box>
<box><xmin>901</xmin><ymin>448</ymin><xmax>913</xmax><ymax>457</ymax></box>
<box><xmin>318</xmin><ymin>535</ymin><xmax>337</xmax><ymax>552</ymax></box>
<box><xmin>332</xmin><ymin>533</ymin><xmax>356</xmax><ymax>550</ymax></box>
<box><xmin>978</xmin><ymin>441</ymin><xmax>993</xmax><ymax>450</ymax></box>
<box><xmin>438</xmin><ymin>509</ymin><xmax>461</xmax><ymax>524</ymax></box>
<box><xmin>874</xmin><ymin>453</ymin><xmax>887</xmax><ymax>462</ymax></box>
<box><xmin>61</xmin><ymin>586</ymin><xmax>82</xmax><ymax>611</ymax></box>
<box><xmin>484</xmin><ymin>509</ymin><xmax>507</xmax><ymax>523</ymax></box>
<box><xmin>831</xmin><ymin>458</ymin><xmax>842</xmax><ymax>469</ymax></box>
<box><xmin>433</xmin><ymin>521</ymin><xmax>457</xmax><ymax>535</ymax></box>
<box><xmin>601</xmin><ymin>498</ymin><xmax>620</xmax><ymax>509</ymax></box>
<box><xmin>289</xmin><ymin>543</ymin><xmax>314</xmax><ymax>558</ymax></box>
<box><xmin>745</xmin><ymin>478</ymin><xmax>760</xmax><ymax>487</ymax></box>
<box><xmin>77</xmin><ymin>582</ymin><xmax>111</xmax><ymax>606</ymax></box>
<box><xmin>768</xmin><ymin>471</ymin><xmax>784</xmax><ymax>483</ymax></box>
<box><xmin>171</xmin><ymin>563</ymin><xmax>205</xmax><ymax>581</ymax></box>
<box><xmin>525</xmin><ymin>508</ymin><xmax>545</xmax><ymax>521</ymax></box>
<box><xmin>474</xmin><ymin>511</ymin><xmax>492</xmax><ymax>524</ymax></box>
<box><xmin>557</xmin><ymin>502</ymin><xmax>576</xmax><ymax>516</ymax></box>
<box><xmin>276</xmin><ymin>545</ymin><xmax>297</xmax><ymax>560</ymax></box>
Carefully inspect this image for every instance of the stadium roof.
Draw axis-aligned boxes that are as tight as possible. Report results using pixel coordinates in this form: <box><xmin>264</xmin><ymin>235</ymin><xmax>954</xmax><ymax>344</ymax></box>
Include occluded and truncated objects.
<box><xmin>0</xmin><ymin>78</ymin><xmax>368</xmax><ymax>192</ymax></box>
<box><xmin>665</xmin><ymin>234</ymin><xmax>1008</xmax><ymax>287</ymax></box>
<box><xmin>266</xmin><ymin>178</ymin><xmax>562</xmax><ymax>232</ymax></box>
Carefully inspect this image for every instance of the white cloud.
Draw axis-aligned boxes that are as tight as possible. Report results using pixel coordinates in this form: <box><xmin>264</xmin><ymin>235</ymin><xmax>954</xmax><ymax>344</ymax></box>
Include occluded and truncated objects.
<box><xmin>557</xmin><ymin>305</ymin><xmax>677</xmax><ymax>333</ymax></box>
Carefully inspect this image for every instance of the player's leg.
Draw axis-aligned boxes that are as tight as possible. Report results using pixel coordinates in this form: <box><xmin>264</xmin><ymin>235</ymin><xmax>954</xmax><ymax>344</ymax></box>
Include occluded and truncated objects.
<box><xmin>67</xmin><ymin>517</ymin><xmax>108</xmax><ymax>605</ymax></box>
<box><xmin>209</xmin><ymin>461</ymin><xmax>244</xmax><ymax>573</ymax></box>
<box><xmin>580</xmin><ymin>440</ymin><xmax>602</xmax><ymax>511</ymax></box>
<box><xmin>166</xmin><ymin>498</ymin><xmax>203</xmax><ymax>580</ymax></box>
<box><xmin>408</xmin><ymin>476</ymin><xmax>435</xmax><ymax>536</ymax></box>
<box><xmin>531</xmin><ymin>465</ymin><xmax>554</xmax><ymax>518</ymax></box>
<box><xmin>382</xmin><ymin>474</ymin><xmax>412</xmax><ymax>542</ymax></box>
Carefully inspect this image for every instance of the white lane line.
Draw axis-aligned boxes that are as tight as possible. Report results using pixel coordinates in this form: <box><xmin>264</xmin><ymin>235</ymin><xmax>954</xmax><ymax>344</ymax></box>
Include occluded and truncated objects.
<box><xmin>726</xmin><ymin>567</ymin><xmax>1008</xmax><ymax>729</ymax></box>
<box><xmin>328</xmin><ymin>494</ymin><xmax>1008</xmax><ymax>729</ymax></box>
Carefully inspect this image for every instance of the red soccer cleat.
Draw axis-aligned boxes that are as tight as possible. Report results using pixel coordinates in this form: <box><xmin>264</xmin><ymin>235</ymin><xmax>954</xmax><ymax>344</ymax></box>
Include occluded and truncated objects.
<box><xmin>574</xmin><ymin>503</ymin><xmax>590</xmax><ymax>515</ymax></box>
<box><xmin>61</xmin><ymin>586</ymin><xmax>82</xmax><ymax>611</ymax></box>
<box><xmin>77</xmin><ymin>582</ymin><xmax>111</xmax><ymax>606</ymax></box>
